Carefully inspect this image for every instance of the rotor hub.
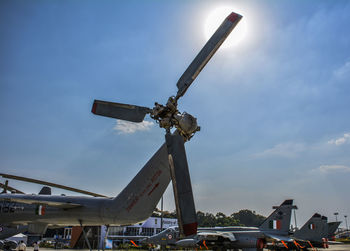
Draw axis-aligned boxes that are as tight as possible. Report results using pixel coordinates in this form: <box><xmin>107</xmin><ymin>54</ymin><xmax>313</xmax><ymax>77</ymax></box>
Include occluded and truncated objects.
<box><xmin>150</xmin><ymin>97</ymin><xmax>200</xmax><ymax>140</ymax></box>
<box><xmin>174</xmin><ymin>112</ymin><xmax>200</xmax><ymax>140</ymax></box>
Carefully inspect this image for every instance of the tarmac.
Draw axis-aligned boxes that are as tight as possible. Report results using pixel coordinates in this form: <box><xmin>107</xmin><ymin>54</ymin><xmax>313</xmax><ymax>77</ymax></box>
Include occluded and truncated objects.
<box><xmin>326</xmin><ymin>244</ymin><xmax>350</xmax><ymax>251</ymax></box>
<box><xmin>20</xmin><ymin>244</ymin><xmax>350</xmax><ymax>251</ymax></box>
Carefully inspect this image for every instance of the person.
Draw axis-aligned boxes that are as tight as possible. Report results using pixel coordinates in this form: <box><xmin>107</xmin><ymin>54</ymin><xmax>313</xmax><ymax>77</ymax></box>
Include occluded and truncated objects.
<box><xmin>33</xmin><ymin>242</ymin><xmax>39</xmax><ymax>251</ymax></box>
<box><xmin>17</xmin><ymin>240</ymin><xmax>26</xmax><ymax>251</ymax></box>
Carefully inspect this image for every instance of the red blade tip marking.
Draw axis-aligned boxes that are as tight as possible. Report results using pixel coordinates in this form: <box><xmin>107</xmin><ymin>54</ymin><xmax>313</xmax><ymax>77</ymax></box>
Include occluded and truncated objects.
<box><xmin>226</xmin><ymin>12</ymin><xmax>239</xmax><ymax>23</ymax></box>
<box><xmin>91</xmin><ymin>102</ymin><xmax>97</xmax><ymax>114</ymax></box>
<box><xmin>183</xmin><ymin>222</ymin><xmax>198</xmax><ymax>236</ymax></box>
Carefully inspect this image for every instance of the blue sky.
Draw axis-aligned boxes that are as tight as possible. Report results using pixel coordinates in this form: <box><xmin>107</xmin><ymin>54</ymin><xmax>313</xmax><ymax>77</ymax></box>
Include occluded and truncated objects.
<box><xmin>1</xmin><ymin>0</ymin><xmax>350</xmax><ymax>228</ymax></box>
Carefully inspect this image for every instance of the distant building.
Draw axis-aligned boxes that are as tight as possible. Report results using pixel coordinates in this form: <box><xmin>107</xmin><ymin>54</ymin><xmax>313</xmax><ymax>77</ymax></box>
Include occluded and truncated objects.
<box><xmin>108</xmin><ymin>216</ymin><xmax>178</xmax><ymax>238</ymax></box>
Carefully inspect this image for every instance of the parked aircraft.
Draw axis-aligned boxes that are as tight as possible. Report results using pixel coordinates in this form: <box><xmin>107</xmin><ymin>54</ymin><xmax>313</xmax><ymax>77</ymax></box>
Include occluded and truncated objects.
<box><xmin>291</xmin><ymin>213</ymin><xmax>329</xmax><ymax>249</ymax></box>
<box><xmin>141</xmin><ymin>199</ymin><xmax>295</xmax><ymax>250</ymax></box>
<box><xmin>269</xmin><ymin>213</ymin><xmax>333</xmax><ymax>250</ymax></box>
<box><xmin>141</xmin><ymin>203</ymin><xmax>338</xmax><ymax>251</ymax></box>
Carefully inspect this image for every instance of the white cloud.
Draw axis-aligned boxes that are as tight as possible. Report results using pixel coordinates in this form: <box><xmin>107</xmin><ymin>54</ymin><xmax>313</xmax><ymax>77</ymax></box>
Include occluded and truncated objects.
<box><xmin>328</xmin><ymin>133</ymin><xmax>350</xmax><ymax>146</ymax></box>
<box><xmin>254</xmin><ymin>142</ymin><xmax>305</xmax><ymax>158</ymax></box>
<box><xmin>334</xmin><ymin>61</ymin><xmax>350</xmax><ymax>80</ymax></box>
<box><xmin>113</xmin><ymin>120</ymin><xmax>154</xmax><ymax>134</ymax></box>
<box><xmin>318</xmin><ymin>165</ymin><xmax>350</xmax><ymax>173</ymax></box>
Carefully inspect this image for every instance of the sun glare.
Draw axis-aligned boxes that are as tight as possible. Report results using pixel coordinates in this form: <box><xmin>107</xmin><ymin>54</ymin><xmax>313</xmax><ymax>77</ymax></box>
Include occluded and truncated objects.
<box><xmin>204</xmin><ymin>6</ymin><xmax>247</xmax><ymax>48</ymax></box>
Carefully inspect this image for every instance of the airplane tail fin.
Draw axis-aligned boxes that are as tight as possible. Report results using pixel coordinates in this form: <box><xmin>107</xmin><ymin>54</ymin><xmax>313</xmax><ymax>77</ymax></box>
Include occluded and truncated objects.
<box><xmin>321</xmin><ymin>216</ymin><xmax>330</xmax><ymax>240</ymax></box>
<box><xmin>111</xmin><ymin>143</ymin><xmax>171</xmax><ymax>224</ymax></box>
<box><xmin>259</xmin><ymin>199</ymin><xmax>294</xmax><ymax>234</ymax></box>
<box><xmin>327</xmin><ymin>221</ymin><xmax>341</xmax><ymax>238</ymax></box>
<box><xmin>294</xmin><ymin>213</ymin><xmax>327</xmax><ymax>242</ymax></box>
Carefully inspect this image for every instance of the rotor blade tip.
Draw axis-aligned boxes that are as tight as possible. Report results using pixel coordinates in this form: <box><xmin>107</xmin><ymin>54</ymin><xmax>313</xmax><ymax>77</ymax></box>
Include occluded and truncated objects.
<box><xmin>183</xmin><ymin>222</ymin><xmax>198</xmax><ymax>236</ymax></box>
<box><xmin>91</xmin><ymin>101</ymin><xmax>97</xmax><ymax>114</ymax></box>
<box><xmin>226</xmin><ymin>12</ymin><xmax>242</xmax><ymax>22</ymax></box>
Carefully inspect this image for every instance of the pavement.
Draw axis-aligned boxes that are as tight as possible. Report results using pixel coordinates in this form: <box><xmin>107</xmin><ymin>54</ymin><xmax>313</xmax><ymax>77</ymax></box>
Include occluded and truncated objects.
<box><xmin>20</xmin><ymin>245</ymin><xmax>350</xmax><ymax>251</ymax></box>
<box><xmin>327</xmin><ymin>244</ymin><xmax>350</xmax><ymax>251</ymax></box>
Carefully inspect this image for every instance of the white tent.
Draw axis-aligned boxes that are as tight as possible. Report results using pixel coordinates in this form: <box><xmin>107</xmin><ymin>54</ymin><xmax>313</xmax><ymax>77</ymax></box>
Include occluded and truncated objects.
<box><xmin>7</xmin><ymin>233</ymin><xmax>27</xmax><ymax>244</ymax></box>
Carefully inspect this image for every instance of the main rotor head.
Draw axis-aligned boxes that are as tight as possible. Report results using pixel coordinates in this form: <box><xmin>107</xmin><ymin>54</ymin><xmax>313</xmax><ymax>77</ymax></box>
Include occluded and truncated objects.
<box><xmin>150</xmin><ymin>96</ymin><xmax>200</xmax><ymax>140</ymax></box>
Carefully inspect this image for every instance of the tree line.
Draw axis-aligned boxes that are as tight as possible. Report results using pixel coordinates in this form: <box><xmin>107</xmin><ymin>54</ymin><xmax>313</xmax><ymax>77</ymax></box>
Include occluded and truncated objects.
<box><xmin>153</xmin><ymin>209</ymin><xmax>266</xmax><ymax>227</ymax></box>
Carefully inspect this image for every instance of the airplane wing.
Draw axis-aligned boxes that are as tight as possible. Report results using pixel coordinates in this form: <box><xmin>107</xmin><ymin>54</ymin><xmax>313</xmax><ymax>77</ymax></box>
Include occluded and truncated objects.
<box><xmin>263</xmin><ymin>233</ymin><xmax>294</xmax><ymax>242</ymax></box>
<box><xmin>175</xmin><ymin>231</ymin><xmax>236</xmax><ymax>247</ymax></box>
<box><xmin>198</xmin><ymin>231</ymin><xmax>237</xmax><ymax>241</ymax></box>
<box><xmin>328</xmin><ymin>240</ymin><xmax>344</xmax><ymax>245</ymax></box>
<box><xmin>0</xmin><ymin>194</ymin><xmax>82</xmax><ymax>209</ymax></box>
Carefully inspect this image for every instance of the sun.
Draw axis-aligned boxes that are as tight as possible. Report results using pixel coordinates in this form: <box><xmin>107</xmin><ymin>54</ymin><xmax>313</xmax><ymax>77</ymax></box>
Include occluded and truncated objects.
<box><xmin>204</xmin><ymin>6</ymin><xmax>247</xmax><ymax>48</ymax></box>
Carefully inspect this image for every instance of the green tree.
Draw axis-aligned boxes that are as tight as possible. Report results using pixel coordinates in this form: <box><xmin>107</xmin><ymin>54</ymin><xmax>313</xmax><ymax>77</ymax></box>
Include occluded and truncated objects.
<box><xmin>197</xmin><ymin>211</ymin><xmax>217</xmax><ymax>227</ymax></box>
<box><xmin>231</xmin><ymin>209</ymin><xmax>265</xmax><ymax>227</ymax></box>
<box><xmin>154</xmin><ymin>209</ymin><xmax>264</xmax><ymax>228</ymax></box>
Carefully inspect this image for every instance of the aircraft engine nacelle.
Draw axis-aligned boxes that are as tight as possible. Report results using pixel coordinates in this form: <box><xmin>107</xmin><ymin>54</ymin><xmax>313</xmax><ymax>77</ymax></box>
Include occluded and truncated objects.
<box><xmin>2</xmin><ymin>240</ymin><xmax>18</xmax><ymax>250</ymax></box>
<box><xmin>234</xmin><ymin>235</ymin><xmax>266</xmax><ymax>249</ymax></box>
<box><xmin>175</xmin><ymin>238</ymin><xmax>198</xmax><ymax>247</ymax></box>
<box><xmin>256</xmin><ymin>238</ymin><xmax>266</xmax><ymax>249</ymax></box>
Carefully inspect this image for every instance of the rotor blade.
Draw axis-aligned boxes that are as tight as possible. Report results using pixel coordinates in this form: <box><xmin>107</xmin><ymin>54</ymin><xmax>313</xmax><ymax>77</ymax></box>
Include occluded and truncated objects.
<box><xmin>176</xmin><ymin>12</ymin><xmax>242</xmax><ymax>100</ymax></box>
<box><xmin>166</xmin><ymin>132</ymin><xmax>197</xmax><ymax>237</ymax></box>
<box><xmin>92</xmin><ymin>100</ymin><xmax>152</xmax><ymax>123</ymax></box>
<box><xmin>0</xmin><ymin>182</ymin><xmax>24</xmax><ymax>194</ymax></box>
<box><xmin>0</xmin><ymin>173</ymin><xmax>107</xmax><ymax>197</ymax></box>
